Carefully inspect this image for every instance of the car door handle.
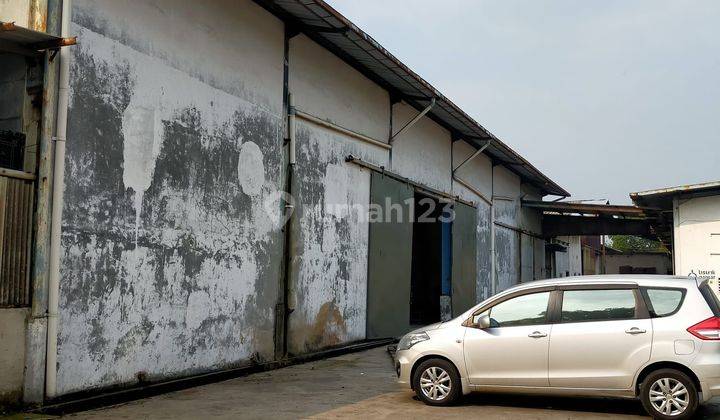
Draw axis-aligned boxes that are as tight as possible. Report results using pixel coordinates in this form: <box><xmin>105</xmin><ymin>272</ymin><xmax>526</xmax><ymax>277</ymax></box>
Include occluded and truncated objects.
<box><xmin>625</xmin><ymin>327</ymin><xmax>647</xmax><ymax>335</ymax></box>
<box><xmin>528</xmin><ymin>331</ymin><xmax>547</xmax><ymax>338</ymax></box>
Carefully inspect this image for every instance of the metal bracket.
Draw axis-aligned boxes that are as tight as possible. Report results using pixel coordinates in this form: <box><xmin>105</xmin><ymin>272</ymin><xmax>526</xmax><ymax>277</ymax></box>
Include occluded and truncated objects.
<box><xmin>453</xmin><ymin>140</ymin><xmax>490</xmax><ymax>174</ymax></box>
<box><xmin>389</xmin><ymin>98</ymin><xmax>436</xmax><ymax>145</ymax></box>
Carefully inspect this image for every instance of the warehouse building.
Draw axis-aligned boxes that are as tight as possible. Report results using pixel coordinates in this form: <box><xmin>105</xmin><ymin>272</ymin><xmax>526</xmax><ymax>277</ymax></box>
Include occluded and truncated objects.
<box><xmin>0</xmin><ymin>0</ymin><xmax>570</xmax><ymax>407</ymax></box>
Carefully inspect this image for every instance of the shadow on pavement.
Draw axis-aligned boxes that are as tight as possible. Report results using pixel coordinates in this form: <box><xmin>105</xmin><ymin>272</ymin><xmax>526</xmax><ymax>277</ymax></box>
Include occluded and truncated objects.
<box><xmin>421</xmin><ymin>392</ymin><xmax>720</xmax><ymax>419</ymax></box>
<box><xmin>453</xmin><ymin>393</ymin><xmax>648</xmax><ymax>416</ymax></box>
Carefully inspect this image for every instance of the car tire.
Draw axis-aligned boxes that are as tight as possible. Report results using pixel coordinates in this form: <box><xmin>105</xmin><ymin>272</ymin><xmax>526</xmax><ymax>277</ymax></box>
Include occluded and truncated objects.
<box><xmin>412</xmin><ymin>358</ymin><xmax>461</xmax><ymax>406</ymax></box>
<box><xmin>640</xmin><ymin>368</ymin><xmax>698</xmax><ymax>420</ymax></box>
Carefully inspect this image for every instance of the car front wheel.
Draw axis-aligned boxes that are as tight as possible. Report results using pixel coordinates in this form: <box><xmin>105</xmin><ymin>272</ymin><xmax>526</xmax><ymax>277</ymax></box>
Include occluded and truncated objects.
<box><xmin>412</xmin><ymin>358</ymin><xmax>461</xmax><ymax>406</ymax></box>
<box><xmin>640</xmin><ymin>368</ymin><xmax>698</xmax><ymax>420</ymax></box>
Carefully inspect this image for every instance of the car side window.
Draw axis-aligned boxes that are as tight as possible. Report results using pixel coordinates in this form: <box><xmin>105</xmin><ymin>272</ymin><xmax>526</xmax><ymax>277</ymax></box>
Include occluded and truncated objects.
<box><xmin>561</xmin><ymin>289</ymin><xmax>637</xmax><ymax>323</ymax></box>
<box><xmin>644</xmin><ymin>288</ymin><xmax>684</xmax><ymax>317</ymax></box>
<box><xmin>476</xmin><ymin>292</ymin><xmax>550</xmax><ymax>328</ymax></box>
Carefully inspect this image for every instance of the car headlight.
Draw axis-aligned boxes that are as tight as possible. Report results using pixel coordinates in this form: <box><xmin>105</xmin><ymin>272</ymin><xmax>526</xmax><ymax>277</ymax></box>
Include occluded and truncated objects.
<box><xmin>398</xmin><ymin>332</ymin><xmax>430</xmax><ymax>350</ymax></box>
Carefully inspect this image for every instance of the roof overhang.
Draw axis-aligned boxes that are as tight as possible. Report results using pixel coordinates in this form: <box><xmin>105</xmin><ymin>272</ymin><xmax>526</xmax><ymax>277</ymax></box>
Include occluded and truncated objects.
<box><xmin>521</xmin><ymin>200</ymin><xmax>652</xmax><ymax>217</ymax></box>
<box><xmin>629</xmin><ymin>180</ymin><xmax>720</xmax><ymax>249</ymax></box>
<box><xmin>522</xmin><ymin>200</ymin><xmax>663</xmax><ymax>241</ymax></box>
<box><xmin>0</xmin><ymin>21</ymin><xmax>76</xmax><ymax>57</ymax></box>
<box><xmin>630</xmin><ymin>180</ymin><xmax>720</xmax><ymax>210</ymax></box>
<box><xmin>253</xmin><ymin>0</ymin><xmax>569</xmax><ymax>197</ymax></box>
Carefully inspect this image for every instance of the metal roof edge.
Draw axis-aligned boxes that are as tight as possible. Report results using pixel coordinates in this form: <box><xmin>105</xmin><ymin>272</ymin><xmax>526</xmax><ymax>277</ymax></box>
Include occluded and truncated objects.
<box><xmin>521</xmin><ymin>199</ymin><xmax>650</xmax><ymax>215</ymax></box>
<box><xmin>630</xmin><ymin>180</ymin><xmax>720</xmax><ymax>199</ymax></box>
<box><xmin>253</xmin><ymin>0</ymin><xmax>570</xmax><ymax>197</ymax></box>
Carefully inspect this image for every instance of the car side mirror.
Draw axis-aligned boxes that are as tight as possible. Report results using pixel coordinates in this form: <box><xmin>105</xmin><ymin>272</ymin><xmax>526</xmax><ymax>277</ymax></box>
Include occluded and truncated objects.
<box><xmin>476</xmin><ymin>314</ymin><xmax>491</xmax><ymax>329</ymax></box>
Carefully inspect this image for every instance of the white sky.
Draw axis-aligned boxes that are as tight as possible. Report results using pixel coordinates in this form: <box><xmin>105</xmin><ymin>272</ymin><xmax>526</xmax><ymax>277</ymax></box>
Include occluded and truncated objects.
<box><xmin>327</xmin><ymin>0</ymin><xmax>720</xmax><ymax>204</ymax></box>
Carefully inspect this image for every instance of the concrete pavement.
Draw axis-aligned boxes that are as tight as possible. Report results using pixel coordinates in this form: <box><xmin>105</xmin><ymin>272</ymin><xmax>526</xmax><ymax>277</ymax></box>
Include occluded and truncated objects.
<box><xmin>57</xmin><ymin>346</ymin><xmax>719</xmax><ymax>419</ymax></box>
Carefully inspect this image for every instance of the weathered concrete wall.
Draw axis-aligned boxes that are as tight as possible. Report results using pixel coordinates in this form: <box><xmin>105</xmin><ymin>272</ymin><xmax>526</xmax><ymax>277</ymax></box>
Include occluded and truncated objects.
<box><xmin>520</xmin><ymin>183</ymin><xmax>543</xmax><ymax>235</ymax></box>
<box><xmin>452</xmin><ymin>140</ymin><xmax>492</xmax><ymax>201</ymax></box>
<box><xmin>493</xmin><ymin>165</ymin><xmax>520</xmax><ymax>291</ymax></box>
<box><xmin>452</xmin><ymin>141</ymin><xmax>492</xmax><ymax>301</ymax></box>
<box><xmin>605</xmin><ymin>253</ymin><xmax>672</xmax><ymax>275</ymax></box>
<box><xmin>287</xmin><ymin>35</ymin><xmax>389</xmax><ymax>354</ymax></box>
<box><xmin>289</xmin><ymin>35</ymin><xmax>389</xmax><ymax>142</ymax></box>
<box><xmin>558</xmin><ymin>236</ymin><xmax>583</xmax><ymax>276</ymax></box>
<box><xmin>475</xmin><ymin>202</ymin><xmax>493</xmax><ymax>300</ymax></box>
<box><xmin>533</xmin><ymin>236</ymin><xmax>546</xmax><ymax>280</ymax></box>
<box><xmin>519</xmin><ymin>184</ymin><xmax>545</xmax><ymax>282</ymax></box>
<box><xmin>0</xmin><ymin>308</ymin><xmax>28</xmax><ymax>407</ymax></box>
<box><xmin>391</xmin><ymin>102</ymin><xmax>452</xmax><ymax>193</ymax></box>
<box><xmin>582</xmin><ymin>246</ymin><xmax>599</xmax><ymax>275</ymax></box>
<box><xmin>46</xmin><ymin>0</ymin><xmax>557</xmax><ymax>396</ymax></box>
<box><xmin>288</xmin><ymin>124</ymin><xmax>379</xmax><ymax>353</ymax></box>
<box><xmin>520</xmin><ymin>233</ymin><xmax>534</xmax><ymax>282</ymax></box>
<box><xmin>494</xmin><ymin>224</ymin><xmax>518</xmax><ymax>292</ymax></box>
<box><xmin>57</xmin><ymin>0</ymin><xmax>285</xmax><ymax>395</ymax></box>
<box><xmin>555</xmin><ymin>247</ymin><xmax>570</xmax><ymax>277</ymax></box>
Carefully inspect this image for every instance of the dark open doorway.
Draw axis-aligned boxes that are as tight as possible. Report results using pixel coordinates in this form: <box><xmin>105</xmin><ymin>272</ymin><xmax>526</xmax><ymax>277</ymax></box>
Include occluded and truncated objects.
<box><xmin>409</xmin><ymin>192</ymin><xmax>443</xmax><ymax>325</ymax></box>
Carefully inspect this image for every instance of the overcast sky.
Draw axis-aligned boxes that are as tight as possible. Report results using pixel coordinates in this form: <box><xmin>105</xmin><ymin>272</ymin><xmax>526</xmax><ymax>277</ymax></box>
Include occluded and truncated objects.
<box><xmin>328</xmin><ymin>0</ymin><xmax>720</xmax><ymax>204</ymax></box>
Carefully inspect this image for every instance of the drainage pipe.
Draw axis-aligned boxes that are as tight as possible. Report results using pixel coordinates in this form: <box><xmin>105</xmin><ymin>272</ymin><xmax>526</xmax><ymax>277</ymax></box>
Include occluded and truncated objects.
<box><xmin>46</xmin><ymin>0</ymin><xmax>71</xmax><ymax>399</ymax></box>
<box><xmin>286</xmin><ymin>94</ymin><xmax>297</xmax><ymax>316</ymax></box>
<box><xmin>490</xmin><ymin>164</ymin><xmax>496</xmax><ymax>296</ymax></box>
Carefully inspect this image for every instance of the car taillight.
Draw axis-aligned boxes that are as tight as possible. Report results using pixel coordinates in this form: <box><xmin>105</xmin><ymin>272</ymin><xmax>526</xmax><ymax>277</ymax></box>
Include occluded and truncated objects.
<box><xmin>687</xmin><ymin>317</ymin><xmax>720</xmax><ymax>340</ymax></box>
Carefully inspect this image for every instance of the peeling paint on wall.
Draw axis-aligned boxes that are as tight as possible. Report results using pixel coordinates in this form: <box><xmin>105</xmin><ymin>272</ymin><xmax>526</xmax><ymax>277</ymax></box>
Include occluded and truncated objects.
<box><xmin>494</xmin><ymin>198</ymin><xmax>520</xmax><ymax>292</ymax></box>
<box><xmin>237</xmin><ymin>141</ymin><xmax>265</xmax><ymax>197</ymax></box>
<box><xmin>57</xmin><ymin>15</ymin><xmax>284</xmax><ymax>394</ymax></box>
<box><xmin>287</xmin><ymin>123</ymin><xmax>387</xmax><ymax>354</ymax></box>
<box><xmin>48</xmin><ymin>0</ymin><xmax>555</xmax><ymax>397</ymax></box>
<box><xmin>476</xmin><ymin>202</ymin><xmax>492</xmax><ymax>301</ymax></box>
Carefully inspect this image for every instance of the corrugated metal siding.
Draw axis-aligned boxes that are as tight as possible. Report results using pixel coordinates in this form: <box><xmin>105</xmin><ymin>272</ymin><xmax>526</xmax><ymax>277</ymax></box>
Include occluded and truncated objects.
<box><xmin>0</xmin><ymin>173</ymin><xmax>34</xmax><ymax>307</ymax></box>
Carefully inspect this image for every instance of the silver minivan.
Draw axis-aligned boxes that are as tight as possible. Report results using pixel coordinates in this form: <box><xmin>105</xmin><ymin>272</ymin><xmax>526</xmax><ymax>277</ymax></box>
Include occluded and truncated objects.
<box><xmin>396</xmin><ymin>276</ymin><xmax>720</xmax><ymax>419</ymax></box>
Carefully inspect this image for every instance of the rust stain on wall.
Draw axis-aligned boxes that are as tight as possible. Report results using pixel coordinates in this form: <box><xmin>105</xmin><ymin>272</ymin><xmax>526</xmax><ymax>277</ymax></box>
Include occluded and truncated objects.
<box><xmin>28</xmin><ymin>0</ymin><xmax>47</xmax><ymax>32</ymax></box>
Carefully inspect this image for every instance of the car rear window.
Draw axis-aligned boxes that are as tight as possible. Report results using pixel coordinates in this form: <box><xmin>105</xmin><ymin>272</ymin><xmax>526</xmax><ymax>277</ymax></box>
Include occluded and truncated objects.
<box><xmin>700</xmin><ymin>282</ymin><xmax>720</xmax><ymax>316</ymax></box>
<box><xmin>643</xmin><ymin>288</ymin><xmax>685</xmax><ymax>317</ymax></box>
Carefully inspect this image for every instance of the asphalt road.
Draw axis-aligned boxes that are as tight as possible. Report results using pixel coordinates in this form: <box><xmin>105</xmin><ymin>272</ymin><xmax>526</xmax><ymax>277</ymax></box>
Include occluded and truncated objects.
<box><xmin>54</xmin><ymin>346</ymin><xmax>719</xmax><ymax>419</ymax></box>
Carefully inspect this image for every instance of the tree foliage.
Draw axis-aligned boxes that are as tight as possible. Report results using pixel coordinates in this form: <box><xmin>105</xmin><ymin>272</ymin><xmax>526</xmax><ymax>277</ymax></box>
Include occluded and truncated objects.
<box><xmin>608</xmin><ymin>235</ymin><xmax>665</xmax><ymax>253</ymax></box>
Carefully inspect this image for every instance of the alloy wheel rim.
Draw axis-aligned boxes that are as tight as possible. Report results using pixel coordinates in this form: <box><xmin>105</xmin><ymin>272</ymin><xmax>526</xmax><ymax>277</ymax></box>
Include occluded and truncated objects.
<box><xmin>420</xmin><ymin>366</ymin><xmax>452</xmax><ymax>401</ymax></box>
<box><xmin>649</xmin><ymin>378</ymin><xmax>689</xmax><ymax>416</ymax></box>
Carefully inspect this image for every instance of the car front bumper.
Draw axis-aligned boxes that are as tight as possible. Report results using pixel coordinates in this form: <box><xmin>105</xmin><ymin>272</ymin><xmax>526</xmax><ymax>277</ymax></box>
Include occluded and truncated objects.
<box><xmin>395</xmin><ymin>347</ymin><xmax>420</xmax><ymax>389</ymax></box>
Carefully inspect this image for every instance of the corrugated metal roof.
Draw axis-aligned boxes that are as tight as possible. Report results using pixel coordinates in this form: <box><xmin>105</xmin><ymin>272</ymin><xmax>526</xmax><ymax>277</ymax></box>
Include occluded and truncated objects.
<box><xmin>521</xmin><ymin>200</ymin><xmax>650</xmax><ymax>217</ymax></box>
<box><xmin>631</xmin><ymin>180</ymin><xmax>720</xmax><ymax>199</ymax></box>
<box><xmin>254</xmin><ymin>0</ymin><xmax>569</xmax><ymax>197</ymax></box>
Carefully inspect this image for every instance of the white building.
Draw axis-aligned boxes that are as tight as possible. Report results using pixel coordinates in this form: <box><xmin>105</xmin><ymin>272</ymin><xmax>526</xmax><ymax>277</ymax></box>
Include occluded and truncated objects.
<box><xmin>631</xmin><ymin>181</ymin><xmax>720</xmax><ymax>296</ymax></box>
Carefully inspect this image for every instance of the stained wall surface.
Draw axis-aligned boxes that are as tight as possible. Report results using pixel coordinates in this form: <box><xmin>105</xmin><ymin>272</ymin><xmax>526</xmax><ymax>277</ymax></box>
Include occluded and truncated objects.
<box><xmin>287</xmin><ymin>34</ymin><xmax>389</xmax><ymax>353</ymax></box>
<box><xmin>58</xmin><ymin>0</ymin><xmax>285</xmax><ymax>394</ymax></box>
<box><xmin>51</xmin><ymin>0</ymin><xmax>553</xmax><ymax>396</ymax></box>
